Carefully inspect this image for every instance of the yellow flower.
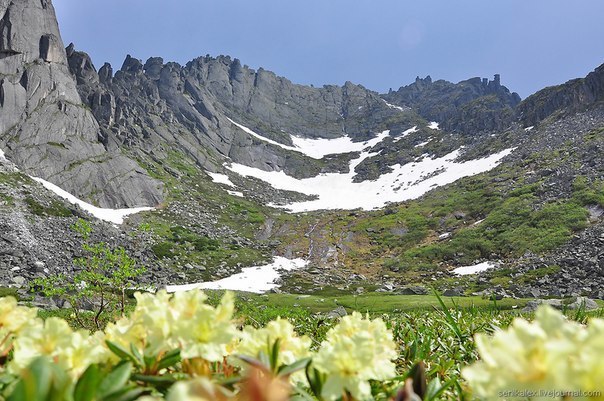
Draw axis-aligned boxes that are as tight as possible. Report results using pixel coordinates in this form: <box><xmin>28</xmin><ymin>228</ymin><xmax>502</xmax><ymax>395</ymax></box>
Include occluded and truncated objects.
<box><xmin>234</xmin><ymin>318</ymin><xmax>311</xmax><ymax>383</ymax></box>
<box><xmin>313</xmin><ymin>312</ymin><xmax>397</xmax><ymax>401</ymax></box>
<box><xmin>0</xmin><ymin>297</ymin><xmax>38</xmax><ymax>334</ymax></box>
<box><xmin>106</xmin><ymin>290</ymin><xmax>236</xmax><ymax>362</ymax></box>
<box><xmin>0</xmin><ymin>297</ymin><xmax>39</xmax><ymax>355</ymax></box>
<box><xmin>169</xmin><ymin>290</ymin><xmax>237</xmax><ymax>361</ymax></box>
<box><xmin>463</xmin><ymin>305</ymin><xmax>602</xmax><ymax>400</ymax></box>
<box><xmin>10</xmin><ymin>317</ymin><xmax>109</xmax><ymax>379</ymax></box>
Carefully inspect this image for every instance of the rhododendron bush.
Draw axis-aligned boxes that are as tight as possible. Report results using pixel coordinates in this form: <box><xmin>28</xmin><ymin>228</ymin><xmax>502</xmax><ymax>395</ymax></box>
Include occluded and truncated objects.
<box><xmin>0</xmin><ymin>291</ymin><xmax>603</xmax><ymax>400</ymax></box>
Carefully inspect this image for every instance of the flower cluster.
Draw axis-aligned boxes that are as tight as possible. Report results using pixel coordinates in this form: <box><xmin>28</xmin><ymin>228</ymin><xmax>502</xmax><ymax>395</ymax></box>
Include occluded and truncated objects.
<box><xmin>10</xmin><ymin>317</ymin><xmax>108</xmax><ymax>379</ymax></box>
<box><xmin>0</xmin><ymin>297</ymin><xmax>37</xmax><ymax>356</ymax></box>
<box><xmin>463</xmin><ymin>305</ymin><xmax>604</xmax><ymax>400</ymax></box>
<box><xmin>236</xmin><ymin>318</ymin><xmax>312</xmax><ymax>367</ymax></box>
<box><xmin>313</xmin><ymin>312</ymin><xmax>398</xmax><ymax>401</ymax></box>
<box><xmin>105</xmin><ymin>290</ymin><xmax>237</xmax><ymax>361</ymax></box>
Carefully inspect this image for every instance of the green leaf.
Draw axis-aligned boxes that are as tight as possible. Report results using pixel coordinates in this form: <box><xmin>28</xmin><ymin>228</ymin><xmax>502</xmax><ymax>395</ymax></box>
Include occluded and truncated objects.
<box><xmin>270</xmin><ymin>338</ymin><xmax>281</xmax><ymax>372</ymax></box>
<box><xmin>98</xmin><ymin>362</ymin><xmax>133</xmax><ymax>399</ymax></box>
<box><xmin>105</xmin><ymin>341</ymin><xmax>136</xmax><ymax>365</ymax></box>
<box><xmin>129</xmin><ymin>344</ymin><xmax>145</xmax><ymax>368</ymax></box>
<box><xmin>157</xmin><ymin>349</ymin><xmax>181</xmax><ymax>370</ymax></box>
<box><xmin>74</xmin><ymin>364</ymin><xmax>102</xmax><ymax>401</ymax></box>
<box><xmin>277</xmin><ymin>358</ymin><xmax>311</xmax><ymax>377</ymax></box>
<box><xmin>7</xmin><ymin>357</ymin><xmax>53</xmax><ymax>401</ymax></box>
<box><xmin>103</xmin><ymin>387</ymin><xmax>146</xmax><ymax>401</ymax></box>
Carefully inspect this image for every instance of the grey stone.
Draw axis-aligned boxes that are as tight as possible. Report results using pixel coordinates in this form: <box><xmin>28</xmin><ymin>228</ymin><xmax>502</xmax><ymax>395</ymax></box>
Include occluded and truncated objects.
<box><xmin>326</xmin><ymin>306</ymin><xmax>348</xmax><ymax>319</ymax></box>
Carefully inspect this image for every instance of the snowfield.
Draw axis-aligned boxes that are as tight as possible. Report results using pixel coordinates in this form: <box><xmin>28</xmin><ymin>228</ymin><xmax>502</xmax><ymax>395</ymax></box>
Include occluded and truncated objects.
<box><xmin>2</xmin><ymin>145</ymin><xmax>154</xmax><ymax>225</ymax></box>
<box><xmin>227</xmin><ymin>146</ymin><xmax>514</xmax><ymax>212</ymax></box>
<box><xmin>207</xmin><ymin>171</ymin><xmax>236</xmax><ymax>187</ymax></box>
<box><xmin>165</xmin><ymin>256</ymin><xmax>308</xmax><ymax>293</ymax></box>
<box><xmin>393</xmin><ymin>126</ymin><xmax>418</xmax><ymax>142</ymax></box>
<box><xmin>228</xmin><ymin>118</ymin><xmax>391</xmax><ymax>159</ymax></box>
<box><xmin>452</xmin><ymin>261</ymin><xmax>497</xmax><ymax>275</ymax></box>
<box><xmin>31</xmin><ymin>177</ymin><xmax>154</xmax><ymax>225</ymax></box>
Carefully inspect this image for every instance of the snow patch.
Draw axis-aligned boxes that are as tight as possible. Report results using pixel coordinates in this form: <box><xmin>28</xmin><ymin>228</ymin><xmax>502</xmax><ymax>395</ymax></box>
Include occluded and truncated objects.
<box><xmin>0</xmin><ymin>148</ymin><xmax>5</xmax><ymax>161</ymax></box>
<box><xmin>393</xmin><ymin>126</ymin><xmax>418</xmax><ymax>142</ymax></box>
<box><xmin>228</xmin><ymin>117</ymin><xmax>391</xmax><ymax>159</ymax></box>
<box><xmin>166</xmin><ymin>256</ymin><xmax>308</xmax><ymax>293</ymax></box>
<box><xmin>415</xmin><ymin>139</ymin><xmax>431</xmax><ymax>148</ymax></box>
<box><xmin>31</xmin><ymin>177</ymin><xmax>153</xmax><ymax>225</ymax></box>
<box><xmin>207</xmin><ymin>171</ymin><xmax>236</xmax><ymax>187</ymax></box>
<box><xmin>227</xmin><ymin>190</ymin><xmax>244</xmax><ymax>197</ymax></box>
<box><xmin>290</xmin><ymin>130</ymin><xmax>390</xmax><ymax>159</ymax></box>
<box><xmin>452</xmin><ymin>262</ymin><xmax>497</xmax><ymax>275</ymax></box>
<box><xmin>382</xmin><ymin>99</ymin><xmax>408</xmax><ymax>112</ymax></box>
<box><xmin>524</xmin><ymin>126</ymin><xmax>534</xmax><ymax>132</ymax></box>
<box><xmin>428</xmin><ymin>121</ymin><xmax>440</xmax><ymax>130</ymax></box>
<box><xmin>227</xmin><ymin>147</ymin><xmax>514</xmax><ymax>212</ymax></box>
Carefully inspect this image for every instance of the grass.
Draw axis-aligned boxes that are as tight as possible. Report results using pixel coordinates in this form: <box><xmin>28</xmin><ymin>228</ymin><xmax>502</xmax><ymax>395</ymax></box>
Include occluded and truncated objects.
<box><xmin>235</xmin><ymin>292</ymin><xmax>529</xmax><ymax>314</ymax></box>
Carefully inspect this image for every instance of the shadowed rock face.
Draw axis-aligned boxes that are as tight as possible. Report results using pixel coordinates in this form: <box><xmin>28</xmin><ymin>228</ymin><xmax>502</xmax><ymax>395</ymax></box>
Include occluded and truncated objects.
<box><xmin>518</xmin><ymin>64</ymin><xmax>604</xmax><ymax>126</ymax></box>
<box><xmin>66</xmin><ymin>49</ymin><xmax>404</xmax><ymax>179</ymax></box>
<box><xmin>383</xmin><ymin>75</ymin><xmax>522</xmax><ymax>134</ymax></box>
<box><xmin>0</xmin><ymin>0</ymin><xmax>163</xmax><ymax>208</ymax></box>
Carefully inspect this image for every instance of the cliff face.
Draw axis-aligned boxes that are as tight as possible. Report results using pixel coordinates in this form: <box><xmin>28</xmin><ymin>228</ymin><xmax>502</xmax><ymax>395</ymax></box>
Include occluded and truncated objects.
<box><xmin>66</xmin><ymin>49</ymin><xmax>404</xmax><ymax>178</ymax></box>
<box><xmin>382</xmin><ymin>75</ymin><xmax>521</xmax><ymax>134</ymax></box>
<box><xmin>0</xmin><ymin>0</ymin><xmax>163</xmax><ymax>207</ymax></box>
<box><xmin>518</xmin><ymin>63</ymin><xmax>604</xmax><ymax>126</ymax></box>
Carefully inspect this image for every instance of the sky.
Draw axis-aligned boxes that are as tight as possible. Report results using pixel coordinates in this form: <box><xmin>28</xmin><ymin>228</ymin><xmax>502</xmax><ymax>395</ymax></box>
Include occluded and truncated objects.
<box><xmin>52</xmin><ymin>0</ymin><xmax>604</xmax><ymax>99</ymax></box>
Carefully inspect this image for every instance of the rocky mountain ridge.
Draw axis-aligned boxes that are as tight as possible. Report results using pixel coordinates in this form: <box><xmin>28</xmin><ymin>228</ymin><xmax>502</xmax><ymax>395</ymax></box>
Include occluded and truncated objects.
<box><xmin>0</xmin><ymin>0</ymin><xmax>163</xmax><ymax>208</ymax></box>
<box><xmin>0</xmin><ymin>0</ymin><xmax>603</xmax><ymax>300</ymax></box>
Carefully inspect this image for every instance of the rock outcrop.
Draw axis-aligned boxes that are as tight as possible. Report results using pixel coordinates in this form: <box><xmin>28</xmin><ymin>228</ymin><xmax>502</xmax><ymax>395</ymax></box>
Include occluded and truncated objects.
<box><xmin>383</xmin><ymin>75</ymin><xmax>521</xmax><ymax>134</ymax></box>
<box><xmin>518</xmin><ymin>63</ymin><xmax>604</xmax><ymax>126</ymax></box>
<box><xmin>66</xmin><ymin>50</ymin><xmax>404</xmax><ymax>178</ymax></box>
<box><xmin>0</xmin><ymin>0</ymin><xmax>163</xmax><ymax>207</ymax></box>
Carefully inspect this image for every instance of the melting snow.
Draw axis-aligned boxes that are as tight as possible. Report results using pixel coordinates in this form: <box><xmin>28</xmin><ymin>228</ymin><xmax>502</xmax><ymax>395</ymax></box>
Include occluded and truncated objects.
<box><xmin>382</xmin><ymin>99</ymin><xmax>408</xmax><ymax>112</ymax></box>
<box><xmin>428</xmin><ymin>121</ymin><xmax>440</xmax><ymax>130</ymax></box>
<box><xmin>227</xmin><ymin>147</ymin><xmax>514</xmax><ymax>212</ymax></box>
<box><xmin>393</xmin><ymin>126</ymin><xmax>418</xmax><ymax>142</ymax></box>
<box><xmin>207</xmin><ymin>171</ymin><xmax>236</xmax><ymax>187</ymax></box>
<box><xmin>228</xmin><ymin>117</ymin><xmax>391</xmax><ymax>159</ymax></box>
<box><xmin>227</xmin><ymin>190</ymin><xmax>244</xmax><ymax>197</ymax></box>
<box><xmin>415</xmin><ymin>139</ymin><xmax>431</xmax><ymax>148</ymax></box>
<box><xmin>31</xmin><ymin>177</ymin><xmax>154</xmax><ymax>225</ymax></box>
<box><xmin>1</xmin><ymin>145</ymin><xmax>153</xmax><ymax>224</ymax></box>
<box><xmin>452</xmin><ymin>262</ymin><xmax>497</xmax><ymax>275</ymax></box>
<box><xmin>165</xmin><ymin>256</ymin><xmax>308</xmax><ymax>293</ymax></box>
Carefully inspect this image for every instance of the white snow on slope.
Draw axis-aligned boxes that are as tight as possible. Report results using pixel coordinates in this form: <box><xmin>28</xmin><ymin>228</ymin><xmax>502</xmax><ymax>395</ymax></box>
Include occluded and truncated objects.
<box><xmin>1</xmin><ymin>145</ymin><xmax>154</xmax><ymax>224</ymax></box>
<box><xmin>207</xmin><ymin>171</ymin><xmax>236</xmax><ymax>187</ymax></box>
<box><xmin>393</xmin><ymin>126</ymin><xmax>418</xmax><ymax>142</ymax></box>
<box><xmin>415</xmin><ymin>139</ymin><xmax>432</xmax><ymax>148</ymax></box>
<box><xmin>428</xmin><ymin>121</ymin><xmax>440</xmax><ymax>130</ymax></box>
<box><xmin>166</xmin><ymin>256</ymin><xmax>308</xmax><ymax>293</ymax></box>
<box><xmin>383</xmin><ymin>99</ymin><xmax>408</xmax><ymax>112</ymax></box>
<box><xmin>228</xmin><ymin>117</ymin><xmax>391</xmax><ymax>159</ymax></box>
<box><xmin>31</xmin><ymin>177</ymin><xmax>154</xmax><ymax>225</ymax></box>
<box><xmin>452</xmin><ymin>261</ymin><xmax>496</xmax><ymax>275</ymax></box>
<box><xmin>227</xmin><ymin>190</ymin><xmax>244</xmax><ymax>197</ymax></box>
<box><xmin>227</xmin><ymin>147</ymin><xmax>514</xmax><ymax>212</ymax></box>
<box><xmin>524</xmin><ymin>126</ymin><xmax>534</xmax><ymax>132</ymax></box>
<box><xmin>290</xmin><ymin>130</ymin><xmax>390</xmax><ymax>159</ymax></box>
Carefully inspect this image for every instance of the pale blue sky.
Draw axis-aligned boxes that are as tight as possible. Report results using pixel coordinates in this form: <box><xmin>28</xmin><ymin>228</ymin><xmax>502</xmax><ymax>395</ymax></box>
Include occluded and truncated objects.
<box><xmin>53</xmin><ymin>0</ymin><xmax>604</xmax><ymax>98</ymax></box>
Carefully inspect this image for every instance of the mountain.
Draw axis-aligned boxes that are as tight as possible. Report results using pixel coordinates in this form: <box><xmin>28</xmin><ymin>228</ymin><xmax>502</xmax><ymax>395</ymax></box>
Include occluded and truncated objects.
<box><xmin>0</xmin><ymin>0</ymin><xmax>163</xmax><ymax>208</ymax></box>
<box><xmin>1</xmin><ymin>0</ymin><xmax>603</xmax><ymax>301</ymax></box>
<box><xmin>382</xmin><ymin>74</ymin><xmax>521</xmax><ymax>134</ymax></box>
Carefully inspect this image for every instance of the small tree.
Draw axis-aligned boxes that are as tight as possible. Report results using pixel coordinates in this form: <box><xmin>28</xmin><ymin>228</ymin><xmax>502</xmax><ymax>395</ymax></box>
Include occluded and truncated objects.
<box><xmin>33</xmin><ymin>219</ymin><xmax>146</xmax><ymax>330</ymax></box>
